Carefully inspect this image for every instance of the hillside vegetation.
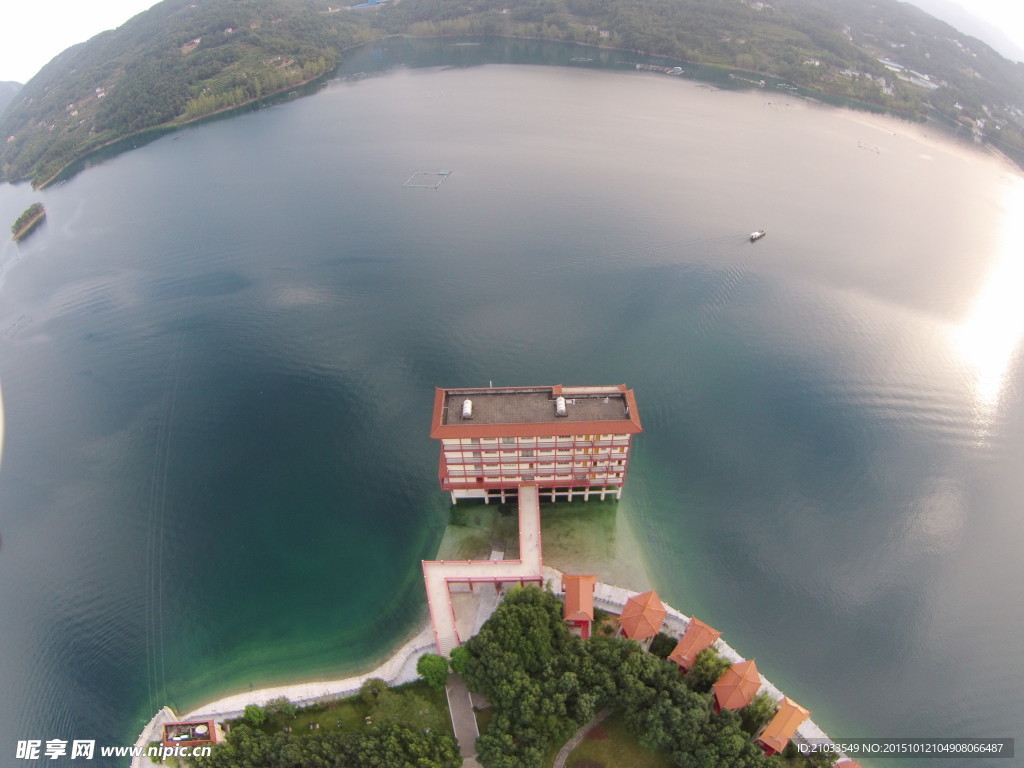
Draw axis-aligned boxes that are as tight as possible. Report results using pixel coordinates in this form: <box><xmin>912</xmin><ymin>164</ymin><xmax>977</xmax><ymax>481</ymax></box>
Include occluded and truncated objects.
<box><xmin>0</xmin><ymin>0</ymin><xmax>376</xmax><ymax>186</ymax></box>
<box><xmin>2</xmin><ymin>0</ymin><xmax>1023</xmax><ymax>186</ymax></box>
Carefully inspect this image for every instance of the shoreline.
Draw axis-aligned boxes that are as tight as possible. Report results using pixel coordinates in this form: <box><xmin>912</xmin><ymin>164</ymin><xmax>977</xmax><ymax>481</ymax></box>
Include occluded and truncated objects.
<box><xmin>32</xmin><ymin>66</ymin><xmax>340</xmax><ymax>190</ymax></box>
<box><xmin>24</xmin><ymin>30</ymin><xmax>1015</xmax><ymax>190</ymax></box>
<box><xmin>134</xmin><ymin>566</ymin><xmax>844</xmax><ymax>766</ymax></box>
<box><xmin>11</xmin><ymin>209</ymin><xmax>46</xmax><ymax>241</ymax></box>
<box><xmin>131</xmin><ymin>620</ymin><xmax>436</xmax><ymax>768</ymax></box>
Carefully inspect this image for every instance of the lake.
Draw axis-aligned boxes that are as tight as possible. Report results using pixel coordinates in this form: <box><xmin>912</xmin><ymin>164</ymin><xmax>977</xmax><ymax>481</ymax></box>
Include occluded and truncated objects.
<box><xmin>1</xmin><ymin>37</ymin><xmax>1022</xmax><ymax>766</ymax></box>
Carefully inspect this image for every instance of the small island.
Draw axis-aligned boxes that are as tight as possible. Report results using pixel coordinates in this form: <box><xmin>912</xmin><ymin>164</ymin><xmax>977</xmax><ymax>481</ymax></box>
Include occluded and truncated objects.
<box><xmin>11</xmin><ymin>202</ymin><xmax>46</xmax><ymax>241</ymax></box>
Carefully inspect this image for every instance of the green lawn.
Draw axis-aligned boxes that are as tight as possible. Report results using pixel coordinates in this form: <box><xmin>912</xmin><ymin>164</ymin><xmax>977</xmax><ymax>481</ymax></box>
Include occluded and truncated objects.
<box><xmin>561</xmin><ymin>712</ymin><xmax>673</xmax><ymax>768</ymax></box>
<box><xmin>287</xmin><ymin>696</ymin><xmax>370</xmax><ymax>734</ymax></box>
<box><xmin>243</xmin><ymin>679</ymin><xmax>453</xmax><ymax>739</ymax></box>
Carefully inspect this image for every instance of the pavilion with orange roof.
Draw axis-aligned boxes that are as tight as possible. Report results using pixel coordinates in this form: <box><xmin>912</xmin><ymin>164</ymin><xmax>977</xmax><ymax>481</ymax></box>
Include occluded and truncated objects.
<box><xmin>668</xmin><ymin>617</ymin><xmax>721</xmax><ymax>672</ymax></box>
<box><xmin>562</xmin><ymin>574</ymin><xmax>596</xmax><ymax>639</ymax></box>
<box><xmin>712</xmin><ymin>659</ymin><xmax>761</xmax><ymax>712</ymax></box>
<box><xmin>618</xmin><ymin>590</ymin><xmax>666</xmax><ymax>646</ymax></box>
<box><xmin>756</xmin><ymin>696</ymin><xmax>811</xmax><ymax>755</ymax></box>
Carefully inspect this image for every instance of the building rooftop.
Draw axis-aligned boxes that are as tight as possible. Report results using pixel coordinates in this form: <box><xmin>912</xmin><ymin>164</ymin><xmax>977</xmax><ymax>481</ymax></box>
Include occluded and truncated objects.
<box><xmin>430</xmin><ymin>385</ymin><xmax>641</xmax><ymax>438</ymax></box>
<box><xmin>758</xmin><ymin>697</ymin><xmax>811</xmax><ymax>754</ymax></box>
<box><xmin>713</xmin><ymin>659</ymin><xmax>761</xmax><ymax>711</ymax></box>
<box><xmin>618</xmin><ymin>589</ymin><xmax>666</xmax><ymax>641</ymax></box>
<box><xmin>562</xmin><ymin>574</ymin><xmax>597</xmax><ymax>623</ymax></box>
<box><xmin>669</xmin><ymin>617</ymin><xmax>722</xmax><ymax>671</ymax></box>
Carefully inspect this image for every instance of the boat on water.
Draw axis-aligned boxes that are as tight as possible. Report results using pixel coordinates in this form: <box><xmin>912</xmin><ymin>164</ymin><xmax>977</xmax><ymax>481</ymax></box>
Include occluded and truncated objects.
<box><xmin>750</xmin><ymin>230</ymin><xmax>766</xmax><ymax>242</ymax></box>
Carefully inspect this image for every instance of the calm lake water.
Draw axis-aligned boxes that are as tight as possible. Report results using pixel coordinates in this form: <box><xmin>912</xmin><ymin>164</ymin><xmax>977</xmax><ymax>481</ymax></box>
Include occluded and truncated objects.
<box><xmin>1</xmin><ymin>38</ymin><xmax>1022</xmax><ymax>766</ymax></box>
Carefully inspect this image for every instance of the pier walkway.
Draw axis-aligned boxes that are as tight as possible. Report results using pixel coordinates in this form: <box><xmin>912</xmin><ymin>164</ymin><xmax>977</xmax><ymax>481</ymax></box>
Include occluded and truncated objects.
<box><xmin>135</xmin><ymin>483</ymin><xmax>841</xmax><ymax>764</ymax></box>
<box><xmin>422</xmin><ymin>484</ymin><xmax>543</xmax><ymax>655</ymax></box>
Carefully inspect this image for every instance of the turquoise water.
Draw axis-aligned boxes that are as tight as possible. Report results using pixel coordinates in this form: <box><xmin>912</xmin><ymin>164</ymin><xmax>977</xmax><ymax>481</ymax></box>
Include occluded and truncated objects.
<box><xmin>1</xmin><ymin>38</ymin><xmax>1023</xmax><ymax>766</ymax></box>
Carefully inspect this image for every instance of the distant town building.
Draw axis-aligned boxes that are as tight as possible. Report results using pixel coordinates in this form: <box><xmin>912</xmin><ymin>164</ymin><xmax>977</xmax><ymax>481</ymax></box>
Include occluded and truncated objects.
<box><xmin>429</xmin><ymin>385</ymin><xmax>642</xmax><ymax>503</ymax></box>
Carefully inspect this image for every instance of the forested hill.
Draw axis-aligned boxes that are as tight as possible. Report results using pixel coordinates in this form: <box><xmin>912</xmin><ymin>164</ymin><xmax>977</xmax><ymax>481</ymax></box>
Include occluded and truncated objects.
<box><xmin>3</xmin><ymin>0</ymin><xmax>1024</xmax><ymax>187</ymax></box>
<box><xmin>374</xmin><ymin>0</ymin><xmax>1024</xmax><ymax>155</ymax></box>
<box><xmin>0</xmin><ymin>0</ymin><xmax>377</xmax><ymax>186</ymax></box>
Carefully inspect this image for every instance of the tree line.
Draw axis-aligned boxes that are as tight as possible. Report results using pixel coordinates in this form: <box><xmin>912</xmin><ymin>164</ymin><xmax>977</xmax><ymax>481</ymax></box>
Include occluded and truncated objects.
<box><xmin>455</xmin><ymin>586</ymin><xmax>832</xmax><ymax>768</ymax></box>
<box><xmin>180</xmin><ymin>587</ymin><xmax>834</xmax><ymax>768</ymax></box>
<box><xmin>0</xmin><ymin>0</ymin><xmax>376</xmax><ymax>186</ymax></box>
<box><xmin>11</xmin><ymin>202</ymin><xmax>45</xmax><ymax>240</ymax></box>
<box><xmin>184</xmin><ymin>682</ymin><xmax>460</xmax><ymax>768</ymax></box>
<box><xmin>3</xmin><ymin>0</ymin><xmax>1022</xmax><ymax>185</ymax></box>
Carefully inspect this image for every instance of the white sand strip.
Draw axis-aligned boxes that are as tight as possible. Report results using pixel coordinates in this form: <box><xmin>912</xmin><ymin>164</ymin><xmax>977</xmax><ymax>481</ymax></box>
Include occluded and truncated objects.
<box><xmin>181</xmin><ymin>621</ymin><xmax>434</xmax><ymax>722</ymax></box>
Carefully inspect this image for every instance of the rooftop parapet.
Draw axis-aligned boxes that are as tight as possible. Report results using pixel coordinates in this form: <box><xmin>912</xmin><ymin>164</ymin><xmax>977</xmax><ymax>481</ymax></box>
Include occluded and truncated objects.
<box><xmin>430</xmin><ymin>384</ymin><xmax>641</xmax><ymax>438</ymax></box>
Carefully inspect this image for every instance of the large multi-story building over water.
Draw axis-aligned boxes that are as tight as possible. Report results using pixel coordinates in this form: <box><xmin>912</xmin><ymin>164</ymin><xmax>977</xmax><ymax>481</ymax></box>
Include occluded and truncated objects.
<box><xmin>429</xmin><ymin>384</ymin><xmax>642</xmax><ymax>503</ymax></box>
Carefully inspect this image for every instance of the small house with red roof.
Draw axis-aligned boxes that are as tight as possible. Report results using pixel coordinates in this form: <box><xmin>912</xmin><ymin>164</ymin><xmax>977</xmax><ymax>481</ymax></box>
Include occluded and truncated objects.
<box><xmin>756</xmin><ymin>696</ymin><xmax>811</xmax><ymax>755</ymax></box>
<box><xmin>668</xmin><ymin>617</ymin><xmax>721</xmax><ymax>672</ymax></box>
<box><xmin>712</xmin><ymin>659</ymin><xmax>761</xmax><ymax>713</ymax></box>
<box><xmin>618</xmin><ymin>590</ymin><xmax>666</xmax><ymax>646</ymax></box>
<box><xmin>162</xmin><ymin>720</ymin><xmax>216</xmax><ymax>749</ymax></box>
<box><xmin>562</xmin><ymin>574</ymin><xmax>596</xmax><ymax>639</ymax></box>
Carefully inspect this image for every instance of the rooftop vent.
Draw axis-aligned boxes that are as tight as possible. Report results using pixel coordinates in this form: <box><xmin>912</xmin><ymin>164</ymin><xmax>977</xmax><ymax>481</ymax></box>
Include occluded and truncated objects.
<box><xmin>555</xmin><ymin>396</ymin><xmax>568</xmax><ymax>417</ymax></box>
<box><xmin>461</xmin><ymin>399</ymin><xmax>473</xmax><ymax>419</ymax></box>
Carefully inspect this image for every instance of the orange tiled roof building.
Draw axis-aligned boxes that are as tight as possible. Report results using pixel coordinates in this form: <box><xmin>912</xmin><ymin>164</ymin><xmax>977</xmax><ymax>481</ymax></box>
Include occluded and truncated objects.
<box><xmin>713</xmin><ymin>659</ymin><xmax>761</xmax><ymax>712</ymax></box>
<box><xmin>562</xmin><ymin>574</ymin><xmax>596</xmax><ymax>639</ymax></box>
<box><xmin>619</xmin><ymin>590</ymin><xmax>666</xmax><ymax>642</ymax></box>
<box><xmin>430</xmin><ymin>385</ymin><xmax>641</xmax><ymax>504</ymax></box>
<box><xmin>756</xmin><ymin>697</ymin><xmax>811</xmax><ymax>755</ymax></box>
<box><xmin>668</xmin><ymin>617</ymin><xmax>722</xmax><ymax>672</ymax></box>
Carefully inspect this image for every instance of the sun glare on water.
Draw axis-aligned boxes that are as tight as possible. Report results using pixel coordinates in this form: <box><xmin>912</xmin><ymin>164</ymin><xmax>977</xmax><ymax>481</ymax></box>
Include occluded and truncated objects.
<box><xmin>950</xmin><ymin>175</ymin><xmax>1024</xmax><ymax>431</ymax></box>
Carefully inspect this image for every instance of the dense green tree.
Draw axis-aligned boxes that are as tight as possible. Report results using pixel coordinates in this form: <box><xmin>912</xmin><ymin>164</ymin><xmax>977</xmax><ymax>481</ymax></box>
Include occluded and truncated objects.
<box><xmin>416</xmin><ymin>653</ymin><xmax>450</xmax><ymax>690</ymax></box>
<box><xmin>264</xmin><ymin>696</ymin><xmax>297</xmax><ymax>728</ymax></box>
<box><xmin>740</xmin><ymin>692</ymin><xmax>777</xmax><ymax>736</ymax></box>
<box><xmin>243</xmin><ymin>703</ymin><xmax>267</xmax><ymax>727</ymax></box>
<box><xmin>673</xmin><ymin>710</ymin><xmax>778</xmax><ymax>768</ymax></box>
<box><xmin>684</xmin><ymin>646</ymin><xmax>732</xmax><ymax>694</ymax></box>
<box><xmin>188</xmin><ymin>711</ymin><xmax>459</xmax><ymax>768</ymax></box>
<box><xmin>649</xmin><ymin>631</ymin><xmax>677</xmax><ymax>659</ymax></box>
<box><xmin>448</xmin><ymin>645</ymin><xmax>470</xmax><ymax>675</ymax></box>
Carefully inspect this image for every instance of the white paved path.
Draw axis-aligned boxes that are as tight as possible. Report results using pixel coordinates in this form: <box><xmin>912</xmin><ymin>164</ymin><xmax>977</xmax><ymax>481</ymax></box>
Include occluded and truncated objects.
<box><xmin>422</xmin><ymin>485</ymin><xmax>543</xmax><ymax>654</ymax></box>
<box><xmin>180</xmin><ymin>621</ymin><xmax>435</xmax><ymax>722</ymax></box>
<box><xmin>135</xmin><ymin>489</ymin><xmax>842</xmax><ymax>764</ymax></box>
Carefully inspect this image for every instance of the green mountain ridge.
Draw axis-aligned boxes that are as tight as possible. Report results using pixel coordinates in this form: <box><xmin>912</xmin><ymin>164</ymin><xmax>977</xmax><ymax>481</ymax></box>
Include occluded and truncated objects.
<box><xmin>2</xmin><ymin>0</ymin><xmax>1023</xmax><ymax>187</ymax></box>
<box><xmin>0</xmin><ymin>0</ymin><xmax>377</xmax><ymax>186</ymax></box>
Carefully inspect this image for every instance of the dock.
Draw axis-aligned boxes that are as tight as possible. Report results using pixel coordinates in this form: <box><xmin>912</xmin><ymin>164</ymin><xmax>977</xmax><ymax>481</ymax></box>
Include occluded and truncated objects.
<box><xmin>422</xmin><ymin>484</ymin><xmax>543</xmax><ymax>655</ymax></box>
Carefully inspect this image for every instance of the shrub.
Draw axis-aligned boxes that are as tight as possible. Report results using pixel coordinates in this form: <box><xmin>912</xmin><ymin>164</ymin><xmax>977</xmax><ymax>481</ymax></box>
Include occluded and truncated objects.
<box><xmin>648</xmin><ymin>632</ymin><xmax>677</xmax><ymax>659</ymax></box>
<box><xmin>449</xmin><ymin>645</ymin><xmax>470</xmax><ymax>675</ymax></box>
<box><xmin>740</xmin><ymin>692</ymin><xmax>777</xmax><ymax>736</ymax></box>
<box><xmin>417</xmin><ymin>653</ymin><xmax>450</xmax><ymax>690</ymax></box>
<box><xmin>264</xmin><ymin>696</ymin><xmax>296</xmax><ymax>727</ymax></box>
<box><xmin>683</xmin><ymin>647</ymin><xmax>731</xmax><ymax>694</ymax></box>
<box><xmin>243</xmin><ymin>704</ymin><xmax>266</xmax><ymax>726</ymax></box>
